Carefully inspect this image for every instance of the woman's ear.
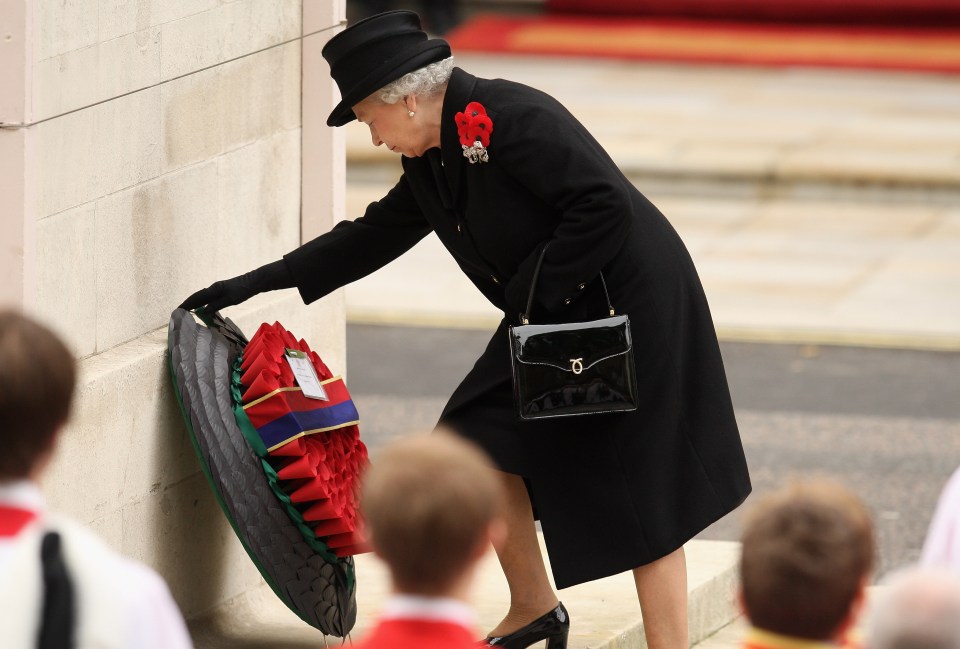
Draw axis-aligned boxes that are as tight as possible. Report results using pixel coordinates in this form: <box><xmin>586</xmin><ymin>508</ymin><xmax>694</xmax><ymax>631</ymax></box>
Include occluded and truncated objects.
<box><xmin>403</xmin><ymin>95</ymin><xmax>419</xmax><ymax>114</ymax></box>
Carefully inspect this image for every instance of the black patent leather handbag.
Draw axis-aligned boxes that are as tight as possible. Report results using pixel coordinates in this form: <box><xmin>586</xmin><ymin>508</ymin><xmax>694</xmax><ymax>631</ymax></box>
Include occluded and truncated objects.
<box><xmin>508</xmin><ymin>244</ymin><xmax>639</xmax><ymax>420</ymax></box>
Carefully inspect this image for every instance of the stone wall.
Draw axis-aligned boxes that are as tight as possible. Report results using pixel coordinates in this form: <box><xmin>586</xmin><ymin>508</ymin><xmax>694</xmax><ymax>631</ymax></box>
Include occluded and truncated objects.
<box><xmin>0</xmin><ymin>0</ymin><xmax>347</xmax><ymax>619</ymax></box>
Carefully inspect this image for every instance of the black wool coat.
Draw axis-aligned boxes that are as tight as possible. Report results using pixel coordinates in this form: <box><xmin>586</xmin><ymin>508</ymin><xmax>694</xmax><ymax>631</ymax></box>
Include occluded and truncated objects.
<box><xmin>285</xmin><ymin>68</ymin><xmax>751</xmax><ymax>589</ymax></box>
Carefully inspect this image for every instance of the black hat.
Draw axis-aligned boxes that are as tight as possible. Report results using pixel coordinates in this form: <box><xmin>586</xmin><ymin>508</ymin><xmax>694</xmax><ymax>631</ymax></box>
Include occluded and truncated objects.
<box><xmin>322</xmin><ymin>11</ymin><xmax>451</xmax><ymax>127</ymax></box>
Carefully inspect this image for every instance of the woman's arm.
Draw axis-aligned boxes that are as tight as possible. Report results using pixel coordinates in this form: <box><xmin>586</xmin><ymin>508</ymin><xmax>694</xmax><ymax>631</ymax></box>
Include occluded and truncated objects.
<box><xmin>285</xmin><ymin>173</ymin><xmax>432</xmax><ymax>304</ymax></box>
<box><xmin>180</xmin><ymin>174</ymin><xmax>431</xmax><ymax>311</ymax></box>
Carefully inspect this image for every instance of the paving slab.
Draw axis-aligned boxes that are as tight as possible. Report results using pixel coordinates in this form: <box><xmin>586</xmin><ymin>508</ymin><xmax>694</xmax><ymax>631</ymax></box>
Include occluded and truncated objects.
<box><xmin>190</xmin><ymin>537</ymin><xmax>740</xmax><ymax>649</ymax></box>
<box><xmin>343</xmin><ymin>182</ymin><xmax>960</xmax><ymax>349</ymax></box>
<box><xmin>342</xmin><ymin>56</ymin><xmax>960</xmax><ymax>348</ymax></box>
<box><xmin>346</xmin><ymin>55</ymin><xmax>960</xmax><ymax>196</ymax></box>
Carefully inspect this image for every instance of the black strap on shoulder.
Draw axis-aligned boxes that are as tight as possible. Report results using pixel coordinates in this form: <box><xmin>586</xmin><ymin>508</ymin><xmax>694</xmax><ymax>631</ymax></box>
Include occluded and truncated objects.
<box><xmin>38</xmin><ymin>532</ymin><xmax>74</xmax><ymax>649</ymax></box>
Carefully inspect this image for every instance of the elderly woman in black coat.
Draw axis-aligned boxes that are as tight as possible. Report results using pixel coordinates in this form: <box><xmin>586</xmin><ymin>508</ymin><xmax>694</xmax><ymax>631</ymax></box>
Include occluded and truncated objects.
<box><xmin>182</xmin><ymin>11</ymin><xmax>751</xmax><ymax>649</ymax></box>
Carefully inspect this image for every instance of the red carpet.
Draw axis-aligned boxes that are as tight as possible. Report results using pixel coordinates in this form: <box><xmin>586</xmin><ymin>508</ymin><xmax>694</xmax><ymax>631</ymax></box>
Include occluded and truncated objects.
<box><xmin>546</xmin><ymin>0</ymin><xmax>960</xmax><ymax>26</ymax></box>
<box><xmin>446</xmin><ymin>15</ymin><xmax>960</xmax><ymax>74</ymax></box>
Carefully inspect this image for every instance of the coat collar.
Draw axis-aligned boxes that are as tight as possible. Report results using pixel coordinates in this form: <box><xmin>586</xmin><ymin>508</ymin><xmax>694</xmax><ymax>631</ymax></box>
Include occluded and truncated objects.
<box><xmin>440</xmin><ymin>67</ymin><xmax>480</xmax><ymax>205</ymax></box>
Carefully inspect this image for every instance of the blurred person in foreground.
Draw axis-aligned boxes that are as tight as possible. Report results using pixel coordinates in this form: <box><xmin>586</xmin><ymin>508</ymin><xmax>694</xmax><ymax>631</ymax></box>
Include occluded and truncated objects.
<box><xmin>739</xmin><ymin>480</ymin><xmax>874</xmax><ymax>649</ymax></box>
<box><xmin>0</xmin><ymin>309</ymin><xmax>193</xmax><ymax>649</ymax></box>
<box><xmin>182</xmin><ymin>10</ymin><xmax>751</xmax><ymax>648</ymax></box>
<box><xmin>867</xmin><ymin>568</ymin><xmax>960</xmax><ymax>649</ymax></box>
<box><xmin>920</xmin><ymin>465</ymin><xmax>960</xmax><ymax>574</ymax></box>
<box><xmin>353</xmin><ymin>432</ymin><xmax>505</xmax><ymax>649</ymax></box>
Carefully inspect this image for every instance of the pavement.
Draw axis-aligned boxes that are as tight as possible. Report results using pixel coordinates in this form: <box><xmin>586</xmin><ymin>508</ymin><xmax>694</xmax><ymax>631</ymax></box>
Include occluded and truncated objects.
<box><xmin>192</xmin><ymin>537</ymin><xmax>741</xmax><ymax>649</ymax></box>
<box><xmin>343</xmin><ymin>53</ymin><xmax>960</xmax><ymax>351</ymax></box>
<box><xmin>340</xmin><ymin>53</ymin><xmax>959</xmax><ymax>649</ymax></box>
<box><xmin>196</xmin><ymin>54</ymin><xmax>959</xmax><ymax>648</ymax></box>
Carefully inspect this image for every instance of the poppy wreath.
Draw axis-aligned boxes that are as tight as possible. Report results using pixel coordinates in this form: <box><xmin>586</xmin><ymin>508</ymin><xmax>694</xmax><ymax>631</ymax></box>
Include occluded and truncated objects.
<box><xmin>455</xmin><ymin>101</ymin><xmax>493</xmax><ymax>164</ymax></box>
<box><xmin>168</xmin><ymin>310</ymin><xmax>361</xmax><ymax>635</ymax></box>
<box><xmin>239</xmin><ymin>321</ymin><xmax>370</xmax><ymax>558</ymax></box>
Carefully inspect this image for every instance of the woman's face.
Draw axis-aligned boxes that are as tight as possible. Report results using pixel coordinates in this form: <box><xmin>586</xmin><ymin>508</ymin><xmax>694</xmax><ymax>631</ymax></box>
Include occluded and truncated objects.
<box><xmin>353</xmin><ymin>97</ymin><xmax>434</xmax><ymax>158</ymax></box>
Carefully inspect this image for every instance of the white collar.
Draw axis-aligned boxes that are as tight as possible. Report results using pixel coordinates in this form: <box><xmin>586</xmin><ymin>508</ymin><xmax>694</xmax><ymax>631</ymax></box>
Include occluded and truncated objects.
<box><xmin>0</xmin><ymin>480</ymin><xmax>45</xmax><ymax>512</ymax></box>
<box><xmin>381</xmin><ymin>594</ymin><xmax>476</xmax><ymax>628</ymax></box>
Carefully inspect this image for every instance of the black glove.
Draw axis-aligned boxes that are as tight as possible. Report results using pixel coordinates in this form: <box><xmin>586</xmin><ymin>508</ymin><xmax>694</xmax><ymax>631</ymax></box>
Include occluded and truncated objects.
<box><xmin>180</xmin><ymin>259</ymin><xmax>295</xmax><ymax>313</ymax></box>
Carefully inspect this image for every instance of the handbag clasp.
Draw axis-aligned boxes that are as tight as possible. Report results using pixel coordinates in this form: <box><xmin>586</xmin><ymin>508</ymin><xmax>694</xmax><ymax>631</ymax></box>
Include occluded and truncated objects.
<box><xmin>570</xmin><ymin>358</ymin><xmax>584</xmax><ymax>375</ymax></box>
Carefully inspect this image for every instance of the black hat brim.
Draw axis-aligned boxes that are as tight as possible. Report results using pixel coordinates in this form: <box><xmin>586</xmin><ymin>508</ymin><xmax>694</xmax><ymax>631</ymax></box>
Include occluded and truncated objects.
<box><xmin>326</xmin><ymin>39</ymin><xmax>451</xmax><ymax>127</ymax></box>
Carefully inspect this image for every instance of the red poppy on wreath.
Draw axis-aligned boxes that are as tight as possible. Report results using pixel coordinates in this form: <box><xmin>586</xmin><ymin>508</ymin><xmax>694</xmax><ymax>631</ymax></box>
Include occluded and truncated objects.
<box><xmin>454</xmin><ymin>101</ymin><xmax>493</xmax><ymax>164</ymax></box>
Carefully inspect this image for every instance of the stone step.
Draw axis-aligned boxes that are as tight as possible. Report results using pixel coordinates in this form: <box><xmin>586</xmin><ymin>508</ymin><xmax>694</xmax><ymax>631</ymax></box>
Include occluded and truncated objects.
<box><xmin>689</xmin><ymin>583</ymin><xmax>891</xmax><ymax>649</ymax></box>
<box><xmin>691</xmin><ymin>616</ymin><xmax>748</xmax><ymax>649</ymax></box>
<box><xmin>341</xmin><ymin>181</ymin><xmax>960</xmax><ymax>351</ymax></box>
<box><xmin>345</xmin><ymin>55</ymin><xmax>960</xmax><ymax>206</ymax></box>
<box><xmin>190</xmin><ymin>537</ymin><xmax>741</xmax><ymax>649</ymax></box>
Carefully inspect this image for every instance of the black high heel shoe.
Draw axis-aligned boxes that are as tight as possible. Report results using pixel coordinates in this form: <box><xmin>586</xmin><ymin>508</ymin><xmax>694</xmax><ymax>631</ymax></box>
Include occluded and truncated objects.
<box><xmin>483</xmin><ymin>602</ymin><xmax>570</xmax><ymax>649</ymax></box>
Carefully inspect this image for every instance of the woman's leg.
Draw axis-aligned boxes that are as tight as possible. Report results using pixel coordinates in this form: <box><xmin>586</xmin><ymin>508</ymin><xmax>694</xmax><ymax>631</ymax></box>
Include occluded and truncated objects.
<box><xmin>487</xmin><ymin>471</ymin><xmax>560</xmax><ymax>637</ymax></box>
<box><xmin>633</xmin><ymin>547</ymin><xmax>689</xmax><ymax>649</ymax></box>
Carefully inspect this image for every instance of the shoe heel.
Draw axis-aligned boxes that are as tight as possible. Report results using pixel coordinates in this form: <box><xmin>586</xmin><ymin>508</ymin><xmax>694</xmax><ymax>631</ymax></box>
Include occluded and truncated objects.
<box><xmin>545</xmin><ymin>630</ymin><xmax>569</xmax><ymax>649</ymax></box>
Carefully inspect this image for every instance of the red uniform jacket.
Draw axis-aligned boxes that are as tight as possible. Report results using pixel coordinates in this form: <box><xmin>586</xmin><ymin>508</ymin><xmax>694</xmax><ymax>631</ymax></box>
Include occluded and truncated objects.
<box><xmin>352</xmin><ymin>618</ymin><xmax>476</xmax><ymax>649</ymax></box>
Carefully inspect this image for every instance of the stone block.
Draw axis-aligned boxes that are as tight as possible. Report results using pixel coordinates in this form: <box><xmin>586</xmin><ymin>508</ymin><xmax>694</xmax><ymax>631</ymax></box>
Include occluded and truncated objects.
<box><xmin>656</xmin><ymin>196</ymin><xmax>758</xmax><ymax>236</ymax></box>
<box><xmin>159</xmin><ymin>0</ymin><xmax>301</xmax><ymax>80</ymax></box>
<box><xmin>673</xmin><ymin>143</ymin><xmax>780</xmax><ymax>179</ymax></box>
<box><xmin>696</xmin><ymin>255</ymin><xmax>867</xmax><ymax>299</ymax></box>
<box><xmin>161</xmin><ymin>42</ymin><xmax>300</xmax><ymax>173</ymax></box>
<box><xmin>341</xmin><ymin>184</ymin><xmax>500</xmax><ymax>327</ymax></box>
<box><xmin>216</xmin><ymin>129</ymin><xmax>302</xmax><ymax>269</ymax></box>
<box><xmin>97</xmin><ymin>0</ymin><xmax>229</xmax><ymax>41</ymax></box>
<box><xmin>150</xmin><ymin>0</ymin><xmax>219</xmax><ymax>29</ymax></box>
<box><xmin>217</xmin><ymin>41</ymin><xmax>301</xmax><ymax>155</ymax></box>
<box><xmin>189</xmin><ymin>583</ymin><xmax>326</xmax><ymax>647</ymax></box>
<box><xmin>37</xmin><ymin>86</ymin><xmax>162</xmax><ymax>218</ymax></box>
<box><xmin>687</xmin><ymin>542</ymin><xmax>742</xmax><ymax>646</ymax></box>
<box><xmin>344</xmin><ymin>233</ymin><xmax>501</xmax><ymax>329</ymax></box>
<box><xmin>1</xmin><ymin>3</ymin><xmax>28</xmax><ymax>123</ymax></box>
<box><xmin>935</xmin><ymin>209</ymin><xmax>960</xmax><ymax>237</ymax></box>
<box><xmin>94</xmin><ymin>161</ymin><xmax>219</xmax><ymax>351</ymax></box>
<box><xmin>85</xmin><ymin>507</ymin><xmax>124</xmax><ymax>551</ymax></box>
<box><xmin>304</xmin><ymin>0</ymin><xmax>344</xmax><ymax>30</ymax></box>
<box><xmin>160</xmin><ymin>65</ymin><xmax>223</xmax><ymax>171</ymax></box>
<box><xmin>749</xmin><ymin>201</ymin><xmax>941</xmax><ymax>239</ymax></box>
<box><xmin>41</xmin><ymin>327</ymin><xmax>195</xmax><ymax>524</ymax></box>
<box><xmin>0</xmin><ymin>131</ymin><xmax>29</xmax><ymax>307</ymax></box>
<box><xmin>98</xmin><ymin>0</ymin><xmax>152</xmax><ymax>42</ymax></box>
<box><xmin>777</xmin><ymin>146</ymin><xmax>960</xmax><ymax>186</ymax></box>
<box><xmin>825</xmin><ymin>115</ymin><xmax>960</xmax><ymax>148</ymax></box>
<box><xmin>692</xmin><ymin>617</ymin><xmax>747</xmax><ymax>649</ymax></box>
<box><xmin>121</xmin><ymin>472</ymin><xmax>263</xmax><ymax>617</ymax></box>
<box><xmin>303</xmin><ymin>25</ymin><xmax>345</xmax><ymax>242</ymax></box>
<box><xmin>35</xmin><ymin>27</ymin><xmax>161</xmax><ymax>122</ymax></box>
<box><xmin>838</xmin><ymin>258</ymin><xmax>960</xmax><ymax>327</ymax></box>
<box><xmin>37</xmin><ymin>0</ymin><xmax>99</xmax><ymax>61</ymax></box>
<box><xmin>704</xmin><ymin>231</ymin><xmax>897</xmax><ymax>266</ymax></box>
<box><xmin>34</xmin><ymin>204</ymin><xmax>98</xmax><ymax>357</ymax></box>
<box><xmin>155</xmin><ymin>129</ymin><xmax>303</xmax><ymax>316</ymax></box>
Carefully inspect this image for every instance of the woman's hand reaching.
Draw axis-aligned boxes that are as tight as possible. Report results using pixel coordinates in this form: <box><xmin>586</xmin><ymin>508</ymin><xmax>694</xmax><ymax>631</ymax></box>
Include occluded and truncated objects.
<box><xmin>179</xmin><ymin>259</ymin><xmax>295</xmax><ymax>313</ymax></box>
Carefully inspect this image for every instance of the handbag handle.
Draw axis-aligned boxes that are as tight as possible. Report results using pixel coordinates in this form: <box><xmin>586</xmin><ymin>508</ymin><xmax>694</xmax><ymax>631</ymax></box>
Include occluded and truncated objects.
<box><xmin>521</xmin><ymin>242</ymin><xmax>616</xmax><ymax>325</ymax></box>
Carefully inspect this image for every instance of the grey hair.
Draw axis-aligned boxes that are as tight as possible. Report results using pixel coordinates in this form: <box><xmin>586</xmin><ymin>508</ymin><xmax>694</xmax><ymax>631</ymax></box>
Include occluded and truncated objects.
<box><xmin>376</xmin><ymin>57</ymin><xmax>455</xmax><ymax>104</ymax></box>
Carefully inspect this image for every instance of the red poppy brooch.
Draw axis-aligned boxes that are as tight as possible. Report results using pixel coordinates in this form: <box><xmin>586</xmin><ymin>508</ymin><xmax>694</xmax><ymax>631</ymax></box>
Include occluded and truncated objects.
<box><xmin>455</xmin><ymin>101</ymin><xmax>493</xmax><ymax>164</ymax></box>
